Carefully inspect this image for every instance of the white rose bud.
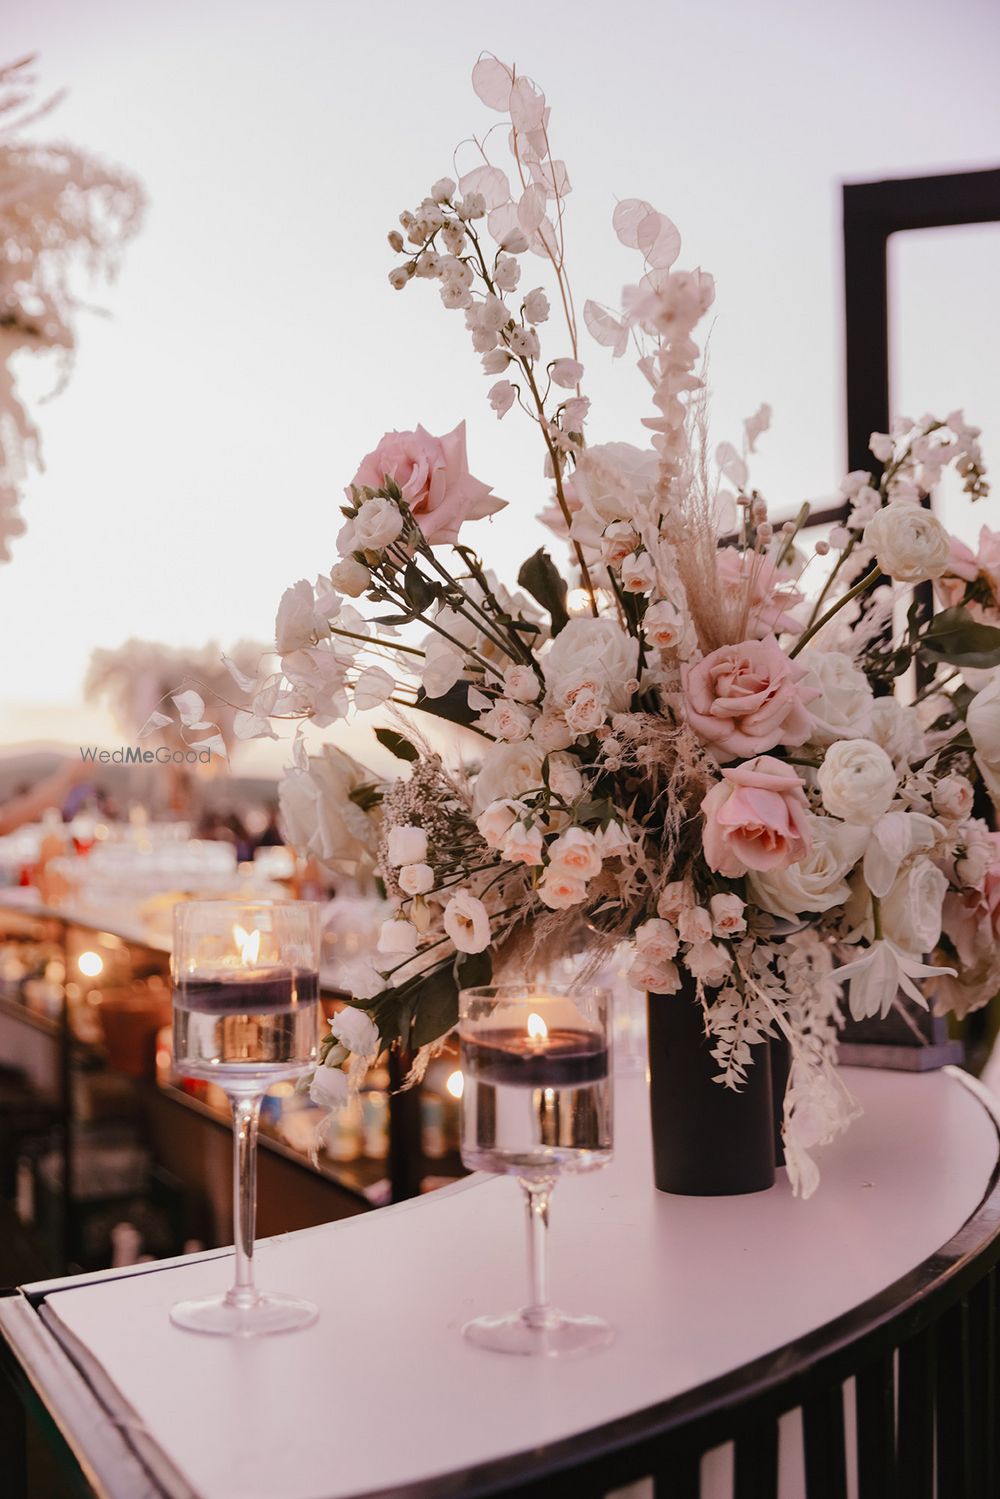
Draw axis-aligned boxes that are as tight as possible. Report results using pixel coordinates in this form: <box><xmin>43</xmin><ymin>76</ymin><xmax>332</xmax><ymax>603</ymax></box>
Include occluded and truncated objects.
<box><xmin>330</xmin><ymin>1006</ymin><xmax>381</xmax><ymax>1059</ymax></box>
<box><xmin>397</xmin><ymin>862</ymin><xmax>434</xmax><ymax>896</ymax></box>
<box><xmin>501</xmin><ymin>821</ymin><xmax>544</xmax><ymax>866</ymax></box>
<box><xmin>678</xmin><ymin>906</ymin><xmax>713</xmax><ymax>945</ymax></box>
<box><xmin>310</xmin><ymin>1064</ymin><xmax>349</xmax><ymax>1110</ymax></box>
<box><xmin>378</xmin><ymin>919</ymin><xmax>419</xmax><ymax>956</ymax></box>
<box><xmin>684</xmin><ymin>941</ymin><xmax>733</xmax><ymax>987</ymax></box>
<box><xmin>476</xmin><ymin>800</ymin><xmax>521</xmax><ymax>849</ymax></box>
<box><xmin>537</xmin><ymin>870</ymin><xmax>589</xmax><ymax>910</ymax></box>
<box><xmin>931</xmin><ymin>774</ymin><xmax>974</xmax><ymax>823</ymax></box>
<box><xmin>635</xmin><ymin>918</ymin><xmax>680</xmax><ymax>963</ymax></box>
<box><xmin>818</xmin><ymin>739</ymin><xmax>897</xmax><ymax>823</ymax></box>
<box><xmin>387</xmin><ymin>824</ymin><xmax>428</xmax><ymax>866</ymax></box>
<box><xmin>329</xmin><ymin>557</ymin><xmax>371</xmax><ymax>597</ymax></box>
<box><xmin>546</xmin><ymin>826</ymin><xmax>602</xmax><ymax>880</ymax></box>
<box><xmin>709</xmin><ymin>893</ymin><xmax>747</xmax><ymax>936</ymax></box>
<box><xmin>443</xmin><ymin>890</ymin><xmax>492</xmax><ymax>953</ymax></box>
<box><xmin>863</xmin><ymin>500</ymin><xmax>951</xmax><ymax>582</ymax></box>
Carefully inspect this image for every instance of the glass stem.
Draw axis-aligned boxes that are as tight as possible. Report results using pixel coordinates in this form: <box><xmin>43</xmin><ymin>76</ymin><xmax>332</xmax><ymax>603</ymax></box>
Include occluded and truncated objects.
<box><xmin>227</xmin><ymin>1093</ymin><xmax>262</xmax><ymax>1310</ymax></box>
<box><xmin>520</xmin><ymin>1177</ymin><xmax>556</xmax><ymax>1329</ymax></box>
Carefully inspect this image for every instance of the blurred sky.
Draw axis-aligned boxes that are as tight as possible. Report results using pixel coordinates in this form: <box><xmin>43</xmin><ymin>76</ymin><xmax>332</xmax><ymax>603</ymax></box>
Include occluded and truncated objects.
<box><xmin>1</xmin><ymin>0</ymin><xmax>999</xmax><ymax>757</ymax></box>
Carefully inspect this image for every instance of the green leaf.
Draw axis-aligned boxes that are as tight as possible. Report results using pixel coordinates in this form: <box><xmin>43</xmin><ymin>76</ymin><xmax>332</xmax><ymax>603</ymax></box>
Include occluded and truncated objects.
<box><xmin>455</xmin><ymin>949</ymin><xmax>492</xmax><ymax>991</ymax></box>
<box><xmin>403</xmin><ymin>561</ymin><xmax>436</xmax><ymax>614</ymax></box>
<box><xmin>412</xmin><ymin>682</ymin><xmax>478</xmax><ymax>728</ymax></box>
<box><xmin>374</xmin><ymin>727</ymin><xmax>420</xmax><ymax>763</ymax></box>
<box><xmin>411</xmin><ymin>967</ymin><xmax>460</xmax><ymax>1049</ymax></box>
<box><xmin>518</xmin><ymin>548</ymin><xmax>570</xmax><ymax>635</ymax></box>
<box><xmin>919</xmin><ymin>607</ymin><xmax>1000</xmax><ymax>669</ymax></box>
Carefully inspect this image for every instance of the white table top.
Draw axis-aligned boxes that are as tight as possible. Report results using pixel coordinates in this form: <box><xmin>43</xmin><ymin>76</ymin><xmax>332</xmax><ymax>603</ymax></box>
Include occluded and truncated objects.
<box><xmin>5</xmin><ymin>1066</ymin><xmax>998</xmax><ymax>1499</ymax></box>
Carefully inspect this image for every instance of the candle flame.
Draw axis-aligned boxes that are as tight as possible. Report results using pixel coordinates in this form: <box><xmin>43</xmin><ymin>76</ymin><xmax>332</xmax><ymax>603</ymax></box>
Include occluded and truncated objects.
<box><xmin>527</xmin><ymin>1012</ymin><xmax>548</xmax><ymax>1042</ymax></box>
<box><xmin>233</xmin><ymin>924</ymin><xmax>261</xmax><ymax>965</ymax></box>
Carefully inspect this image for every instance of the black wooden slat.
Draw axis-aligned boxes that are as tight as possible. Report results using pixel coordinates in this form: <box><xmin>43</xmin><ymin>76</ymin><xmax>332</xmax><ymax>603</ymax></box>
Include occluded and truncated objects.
<box><xmin>652</xmin><ymin>1448</ymin><xmax>701</xmax><ymax>1499</ymax></box>
<box><xmin>898</xmin><ymin>1328</ymin><xmax>935</xmax><ymax>1499</ymax></box>
<box><xmin>0</xmin><ymin>1345</ymin><xmax>28</xmax><ymax>1499</ymax></box>
<box><xmin>803</xmin><ymin>1384</ymin><xmax>848</xmax><ymax>1499</ymax></box>
<box><xmin>735</xmin><ymin>1416</ymin><xmax>779</xmax><ymax>1499</ymax></box>
<box><xmin>936</xmin><ymin>1298</ymin><xmax>973</xmax><ymax>1499</ymax></box>
<box><xmin>967</xmin><ymin>1271</ymin><xmax>996</xmax><ymax>1497</ymax></box>
<box><xmin>855</xmin><ymin>1354</ymin><xmax>896</xmax><ymax>1499</ymax></box>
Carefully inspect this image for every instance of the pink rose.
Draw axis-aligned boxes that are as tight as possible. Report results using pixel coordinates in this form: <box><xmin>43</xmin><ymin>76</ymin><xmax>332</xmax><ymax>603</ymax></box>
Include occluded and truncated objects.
<box><xmin>348</xmin><ymin>422</ymin><xmax>505</xmax><ymax>546</ymax></box>
<box><xmin>682</xmin><ymin>635</ymin><xmax>817</xmax><ymax>761</ymax></box>
<box><xmin>702</xmin><ymin>755</ymin><xmax>812</xmax><ymax>876</ymax></box>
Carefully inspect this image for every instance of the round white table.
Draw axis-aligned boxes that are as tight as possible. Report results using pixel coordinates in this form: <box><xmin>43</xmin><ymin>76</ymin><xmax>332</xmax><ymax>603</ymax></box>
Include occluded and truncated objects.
<box><xmin>1</xmin><ymin>1065</ymin><xmax>998</xmax><ymax>1499</ymax></box>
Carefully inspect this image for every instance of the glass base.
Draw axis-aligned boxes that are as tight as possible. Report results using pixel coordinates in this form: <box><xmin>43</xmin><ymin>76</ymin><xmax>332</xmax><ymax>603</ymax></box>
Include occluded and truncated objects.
<box><xmin>463</xmin><ymin>1308</ymin><xmax>613</xmax><ymax>1357</ymax></box>
<box><xmin>170</xmin><ymin>1291</ymin><xmax>318</xmax><ymax>1337</ymax></box>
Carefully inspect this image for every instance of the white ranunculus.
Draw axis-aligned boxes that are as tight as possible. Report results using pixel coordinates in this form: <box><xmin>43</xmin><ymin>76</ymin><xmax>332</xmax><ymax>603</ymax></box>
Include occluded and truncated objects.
<box><xmin>278</xmin><ymin>745</ymin><xmax>378</xmax><ymax>869</ymax></box>
<box><xmin>387</xmin><ymin>824</ymin><xmax>427</xmax><ymax>866</ymax></box>
<box><xmin>818</xmin><ymin>739</ymin><xmax>898</xmax><ymax>823</ymax></box>
<box><xmin>310</xmin><ymin>1064</ymin><xmax>349</xmax><ymax>1110</ymax></box>
<box><xmin>378</xmin><ymin>918</ymin><xmax>419</xmax><ymax>956</ymax></box>
<box><xmin>968</xmin><ymin>675</ymin><xmax>1000</xmax><ymax>804</ymax></box>
<box><xmin>330</xmin><ymin>1006</ymin><xmax>380</xmax><ymax>1059</ymax></box>
<box><xmin>339</xmin><ymin>496</ymin><xmax>404</xmax><ymax>555</ymax></box>
<box><xmin>473</xmin><ymin>741</ymin><xmax>545</xmax><ymax>812</ymax></box>
<box><xmin>329</xmin><ymin>558</ymin><xmax>371</xmax><ymax>597</ymax></box>
<box><xmin>801</xmin><ymin>651</ymin><xmax>874</xmax><ymax>745</ymax></box>
<box><xmin>863</xmin><ymin>500</ymin><xmax>951</xmax><ymax>582</ymax></box>
<box><xmin>543</xmin><ymin>616</ymin><xmax>639</xmax><ymax>726</ymax></box>
<box><xmin>749</xmin><ymin>815</ymin><xmax>867</xmax><ymax>921</ymax></box>
<box><xmin>397</xmin><ymin>862</ymin><xmax>434</xmax><ymax>896</ymax></box>
<box><xmin>443</xmin><ymin>890</ymin><xmax>491</xmax><ymax>953</ymax></box>
<box><xmin>881</xmin><ymin>857</ymin><xmax>948</xmax><ymax>955</ymax></box>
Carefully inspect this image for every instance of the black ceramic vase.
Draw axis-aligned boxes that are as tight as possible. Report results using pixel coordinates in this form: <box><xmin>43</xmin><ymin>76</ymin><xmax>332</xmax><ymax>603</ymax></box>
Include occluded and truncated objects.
<box><xmin>647</xmin><ymin>984</ymin><xmax>776</xmax><ymax>1196</ymax></box>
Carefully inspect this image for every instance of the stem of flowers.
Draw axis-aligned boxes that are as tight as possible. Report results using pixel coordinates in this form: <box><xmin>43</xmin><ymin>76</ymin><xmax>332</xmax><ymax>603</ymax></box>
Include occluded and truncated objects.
<box><xmin>328</xmin><ymin>624</ymin><xmax>426</xmax><ymax>659</ymax></box>
<box><xmin>911</xmin><ymin>667</ymin><xmax>961</xmax><ymax>706</ymax></box>
<box><xmin>803</xmin><ymin>536</ymin><xmax>856</xmax><ymax>631</ymax></box>
<box><xmin>789</xmin><ymin>565</ymin><xmax>883</xmax><ymax>659</ymax></box>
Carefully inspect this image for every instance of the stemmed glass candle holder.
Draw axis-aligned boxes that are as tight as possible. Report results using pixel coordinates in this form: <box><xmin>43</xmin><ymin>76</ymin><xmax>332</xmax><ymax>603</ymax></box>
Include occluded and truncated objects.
<box><xmin>459</xmin><ymin>983</ymin><xmax>613</xmax><ymax>1356</ymax></box>
<box><xmin>170</xmin><ymin>900</ymin><xmax>321</xmax><ymax>1336</ymax></box>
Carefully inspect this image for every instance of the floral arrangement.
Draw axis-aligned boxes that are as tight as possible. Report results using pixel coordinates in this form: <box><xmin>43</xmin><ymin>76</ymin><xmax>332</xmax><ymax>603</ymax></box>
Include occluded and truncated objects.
<box><xmin>171</xmin><ymin>57</ymin><xmax>999</xmax><ymax>1195</ymax></box>
<box><xmin>0</xmin><ymin>55</ymin><xmax>143</xmax><ymax>560</ymax></box>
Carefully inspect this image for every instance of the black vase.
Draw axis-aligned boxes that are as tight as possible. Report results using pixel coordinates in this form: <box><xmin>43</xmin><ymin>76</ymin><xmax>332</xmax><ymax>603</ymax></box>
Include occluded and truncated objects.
<box><xmin>647</xmin><ymin>987</ymin><xmax>776</xmax><ymax>1196</ymax></box>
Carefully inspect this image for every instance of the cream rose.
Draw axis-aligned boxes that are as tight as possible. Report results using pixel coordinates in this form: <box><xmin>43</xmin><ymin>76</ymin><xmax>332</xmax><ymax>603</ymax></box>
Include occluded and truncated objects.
<box><xmin>329</xmin><ymin>1006</ymin><xmax>380</xmax><ymax>1059</ymax></box>
<box><xmin>817</xmin><ymin>739</ymin><xmax>897</xmax><ymax>823</ymax></box>
<box><xmin>338</xmin><ymin>496</ymin><xmax>404</xmax><ymax>556</ymax></box>
<box><xmin>749</xmin><ymin>814</ymin><xmax>866</xmax><ymax>921</ymax></box>
<box><xmin>801</xmin><ymin>651</ymin><xmax>874</xmax><ymax>745</ymax></box>
<box><xmin>473</xmin><ymin>741</ymin><xmax>545</xmax><ymax>813</ymax></box>
<box><xmin>863</xmin><ymin>500</ymin><xmax>951</xmax><ymax>582</ymax></box>
<box><xmin>329</xmin><ymin>558</ymin><xmax>371</xmax><ymax>597</ymax></box>
<box><xmin>476</xmin><ymin>799</ymin><xmax>522</xmax><ymax>849</ymax></box>
<box><xmin>543</xmin><ymin>617</ymin><xmax>639</xmax><ymax>729</ymax></box>
<box><xmin>397</xmin><ymin>862</ymin><xmax>434</xmax><ymax>897</ymax></box>
<box><xmin>501</xmin><ymin>821</ymin><xmax>544</xmax><ymax>866</ymax></box>
<box><xmin>881</xmin><ymin>857</ymin><xmax>948</xmax><ymax>955</ymax></box>
<box><xmin>635</xmin><ymin>918</ymin><xmax>679</xmax><ymax>963</ymax></box>
<box><xmin>546</xmin><ymin>826</ymin><xmax>602</xmax><ymax>880</ymax></box>
<box><xmin>537</xmin><ymin>869</ymin><xmax>589</xmax><ymax>910</ymax></box>
<box><xmin>387</xmin><ymin>825</ymin><xmax>428</xmax><ymax>866</ymax></box>
<box><xmin>378</xmin><ymin>919</ymin><xmax>418</xmax><ymax>956</ymax></box>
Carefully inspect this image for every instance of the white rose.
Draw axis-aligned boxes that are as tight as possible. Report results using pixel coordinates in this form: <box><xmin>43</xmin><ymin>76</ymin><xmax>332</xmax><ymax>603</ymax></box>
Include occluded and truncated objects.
<box><xmin>378</xmin><ymin>919</ymin><xmax>418</xmax><ymax>956</ymax></box>
<box><xmin>339</xmin><ymin>496</ymin><xmax>404</xmax><ymax>555</ymax></box>
<box><xmin>547</xmin><ymin>826</ymin><xmax>602</xmax><ymax>880</ymax></box>
<box><xmin>567</xmin><ymin>442</ymin><xmax>659</xmax><ymax>552</ymax></box>
<box><xmin>931</xmin><ymin>774</ymin><xmax>975</xmax><ymax>823</ymax></box>
<box><xmin>310</xmin><ymin>1064</ymin><xmax>349</xmax><ymax>1110</ymax></box>
<box><xmin>563</xmin><ymin>684</ymin><xmax>609</xmax><ymax>735</ymax></box>
<box><xmin>397</xmin><ymin>862</ymin><xmax>434</xmax><ymax>896</ymax></box>
<box><xmin>863</xmin><ymin>500</ymin><xmax>951</xmax><ymax>582</ymax></box>
<box><xmin>387</xmin><ymin>825</ymin><xmax>428</xmax><ymax>866</ymax></box>
<box><xmin>801</xmin><ymin>651</ymin><xmax>874</xmax><ymax>744</ymax></box>
<box><xmin>601</xmin><ymin>521</ymin><xmax>639</xmax><ymax>567</ymax></box>
<box><xmin>955</xmin><ymin>818</ymin><xmax>994</xmax><ymax>889</ymax></box>
<box><xmin>644</xmin><ymin>600</ymin><xmax>688</xmax><ymax>653</ymax></box>
<box><xmin>476</xmin><ymin>799</ymin><xmax>521</xmax><ymax>849</ymax></box>
<box><xmin>537</xmin><ymin>870</ymin><xmax>589</xmax><ymax>910</ymax></box>
<box><xmin>329</xmin><ymin>558</ymin><xmax>371</xmax><ymax>597</ymax></box>
<box><xmin>881</xmin><ymin>856</ymin><xmax>948</xmax><ymax>955</ymax></box>
<box><xmin>968</xmin><ymin>675</ymin><xmax>1000</xmax><ymax>804</ymax></box>
<box><xmin>818</xmin><ymin>739</ymin><xmax>898</xmax><ymax>823</ymax></box>
<box><xmin>547</xmin><ymin>753</ymin><xmax>584</xmax><ymax>802</ymax></box>
<box><xmin>868</xmin><ymin>697</ymin><xmax>926</xmax><ymax>768</ymax></box>
<box><xmin>503</xmin><ymin>665</ymin><xmax>540</xmax><ymax>703</ymax></box>
<box><xmin>543</xmin><ymin>617</ymin><xmax>639</xmax><ymax>720</ymax></box>
<box><xmin>635</xmin><ymin>918</ymin><xmax>679</xmax><ymax>963</ymax></box>
<box><xmin>480</xmin><ymin>698</ymin><xmax>533</xmax><ymax>742</ymax></box>
<box><xmin>709</xmin><ymin>893</ymin><xmax>747</xmax><ymax>936</ymax></box>
<box><xmin>749</xmin><ymin>814</ymin><xmax>867</xmax><ymax>921</ymax></box>
<box><xmin>473</xmin><ymin>741</ymin><xmax>545</xmax><ymax>812</ymax></box>
<box><xmin>443</xmin><ymin>890</ymin><xmax>492</xmax><ymax>953</ymax></box>
<box><xmin>678</xmin><ymin>906</ymin><xmax>713</xmax><ymax>945</ymax></box>
<box><xmin>330</xmin><ymin>1006</ymin><xmax>380</xmax><ymax>1059</ymax></box>
<box><xmin>620</xmin><ymin>552</ymin><xmax>657</xmax><ymax>594</ymax></box>
<box><xmin>684</xmin><ymin>941</ymin><xmax>733</xmax><ymax>987</ymax></box>
<box><xmin>501</xmin><ymin>821</ymin><xmax>544</xmax><ymax>866</ymax></box>
<box><xmin>657</xmin><ymin>880</ymin><xmax>693</xmax><ymax>921</ymax></box>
